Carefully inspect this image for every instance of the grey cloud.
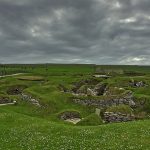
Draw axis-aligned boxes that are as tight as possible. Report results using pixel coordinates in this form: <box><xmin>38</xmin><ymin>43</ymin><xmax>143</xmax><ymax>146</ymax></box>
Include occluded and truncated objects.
<box><xmin>0</xmin><ymin>0</ymin><xmax>150</xmax><ymax>64</ymax></box>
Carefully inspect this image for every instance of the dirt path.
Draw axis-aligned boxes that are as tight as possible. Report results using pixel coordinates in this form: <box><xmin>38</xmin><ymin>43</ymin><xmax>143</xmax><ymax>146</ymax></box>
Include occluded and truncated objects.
<box><xmin>0</xmin><ymin>103</ymin><xmax>15</xmax><ymax>106</ymax></box>
<box><xmin>0</xmin><ymin>73</ymin><xmax>25</xmax><ymax>78</ymax></box>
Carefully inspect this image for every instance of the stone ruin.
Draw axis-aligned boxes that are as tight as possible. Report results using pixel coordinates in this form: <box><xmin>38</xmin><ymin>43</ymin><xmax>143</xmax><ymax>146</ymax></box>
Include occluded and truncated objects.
<box><xmin>58</xmin><ymin>77</ymin><xmax>109</xmax><ymax>97</ymax></box>
<box><xmin>87</xmin><ymin>83</ymin><xmax>107</xmax><ymax>96</ymax></box>
<box><xmin>59</xmin><ymin>111</ymin><xmax>81</xmax><ymax>120</ymax></box>
<box><xmin>57</xmin><ymin>77</ymin><xmax>144</xmax><ymax>124</ymax></box>
<box><xmin>104</xmin><ymin>112</ymin><xmax>135</xmax><ymax>123</ymax></box>
<box><xmin>7</xmin><ymin>88</ymin><xmax>22</xmax><ymax>95</ymax></box>
<box><xmin>20</xmin><ymin>93</ymin><xmax>41</xmax><ymax>107</ymax></box>
<box><xmin>0</xmin><ymin>97</ymin><xmax>13</xmax><ymax>104</ymax></box>
<box><xmin>129</xmin><ymin>80</ymin><xmax>147</xmax><ymax>87</ymax></box>
<box><xmin>72</xmin><ymin>78</ymin><xmax>100</xmax><ymax>93</ymax></box>
<box><xmin>73</xmin><ymin>96</ymin><xmax>136</xmax><ymax>108</ymax></box>
<box><xmin>7</xmin><ymin>85</ymin><xmax>26</xmax><ymax>95</ymax></box>
<box><xmin>6</xmin><ymin>85</ymin><xmax>41</xmax><ymax>107</ymax></box>
<box><xmin>59</xmin><ymin>111</ymin><xmax>81</xmax><ymax>124</ymax></box>
<box><xmin>73</xmin><ymin>82</ymin><xmax>107</xmax><ymax>97</ymax></box>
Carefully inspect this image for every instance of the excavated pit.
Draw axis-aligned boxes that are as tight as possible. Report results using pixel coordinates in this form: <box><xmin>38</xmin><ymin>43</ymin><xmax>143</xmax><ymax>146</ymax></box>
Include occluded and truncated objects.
<box><xmin>59</xmin><ymin>111</ymin><xmax>81</xmax><ymax>124</ymax></box>
<box><xmin>0</xmin><ymin>97</ymin><xmax>13</xmax><ymax>104</ymax></box>
<box><xmin>7</xmin><ymin>85</ymin><xmax>27</xmax><ymax>95</ymax></box>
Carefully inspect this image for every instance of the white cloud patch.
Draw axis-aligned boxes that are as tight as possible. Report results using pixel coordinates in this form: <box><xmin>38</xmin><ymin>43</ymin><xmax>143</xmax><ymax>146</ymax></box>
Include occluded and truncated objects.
<box><xmin>119</xmin><ymin>17</ymin><xmax>137</xmax><ymax>23</ymax></box>
<box><xmin>120</xmin><ymin>56</ymin><xmax>146</xmax><ymax>65</ymax></box>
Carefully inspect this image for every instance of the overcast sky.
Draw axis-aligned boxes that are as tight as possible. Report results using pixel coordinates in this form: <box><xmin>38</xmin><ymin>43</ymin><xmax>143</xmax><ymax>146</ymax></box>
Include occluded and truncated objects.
<box><xmin>0</xmin><ymin>0</ymin><xmax>150</xmax><ymax>65</ymax></box>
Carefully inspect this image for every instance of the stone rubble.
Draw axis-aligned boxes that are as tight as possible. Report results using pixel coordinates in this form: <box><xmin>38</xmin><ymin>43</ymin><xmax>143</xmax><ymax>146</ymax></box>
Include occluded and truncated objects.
<box><xmin>73</xmin><ymin>83</ymin><xmax>107</xmax><ymax>96</ymax></box>
<box><xmin>20</xmin><ymin>93</ymin><xmax>41</xmax><ymax>107</ymax></box>
<box><xmin>130</xmin><ymin>80</ymin><xmax>147</xmax><ymax>87</ymax></box>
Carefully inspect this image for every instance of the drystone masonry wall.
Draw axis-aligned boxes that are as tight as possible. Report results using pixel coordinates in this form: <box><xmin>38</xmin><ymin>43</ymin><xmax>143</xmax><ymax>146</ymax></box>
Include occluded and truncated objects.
<box><xmin>104</xmin><ymin>112</ymin><xmax>135</xmax><ymax>123</ymax></box>
<box><xmin>73</xmin><ymin>97</ymin><xmax>135</xmax><ymax>108</ymax></box>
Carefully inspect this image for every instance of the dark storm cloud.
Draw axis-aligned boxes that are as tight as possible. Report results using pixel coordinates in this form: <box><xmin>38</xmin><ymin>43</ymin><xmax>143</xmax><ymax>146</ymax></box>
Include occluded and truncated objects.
<box><xmin>0</xmin><ymin>0</ymin><xmax>150</xmax><ymax>64</ymax></box>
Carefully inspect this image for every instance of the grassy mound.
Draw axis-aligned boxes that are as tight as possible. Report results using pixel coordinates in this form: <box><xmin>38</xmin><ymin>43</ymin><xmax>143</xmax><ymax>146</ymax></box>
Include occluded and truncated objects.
<box><xmin>77</xmin><ymin>113</ymin><xmax>103</xmax><ymax>126</ymax></box>
<box><xmin>106</xmin><ymin>105</ymin><xmax>133</xmax><ymax>114</ymax></box>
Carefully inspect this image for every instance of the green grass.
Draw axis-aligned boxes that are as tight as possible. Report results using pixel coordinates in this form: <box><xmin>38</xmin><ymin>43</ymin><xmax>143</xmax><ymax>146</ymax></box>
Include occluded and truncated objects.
<box><xmin>0</xmin><ymin>64</ymin><xmax>150</xmax><ymax>149</ymax></box>
<box><xmin>106</xmin><ymin>105</ymin><xmax>133</xmax><ymax>114</ymax></box>
<box><xmin>0</xmin><ymin>108</ymin><xmax>150</xmax><ymax>150</ymax></box>
<box><xmin>77</xmin><ymin>113</ymin><xmax>103</xmax><ymax>126</ymax></box>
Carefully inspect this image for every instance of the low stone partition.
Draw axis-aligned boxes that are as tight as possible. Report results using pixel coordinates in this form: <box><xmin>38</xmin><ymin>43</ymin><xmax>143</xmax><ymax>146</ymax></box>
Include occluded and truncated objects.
<box><xmin>104</xmin><ymin>112</ymin><xmax>135</xmax><ymax>123</ymax></box>
<box><xmin>73</xmin><ymin>97</ymin><xmax>135</xmax><ymax>108</ymax></box>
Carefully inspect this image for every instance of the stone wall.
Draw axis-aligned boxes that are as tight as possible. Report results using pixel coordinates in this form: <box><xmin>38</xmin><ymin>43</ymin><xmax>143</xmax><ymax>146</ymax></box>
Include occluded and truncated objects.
<box><xmin>73</xmin><ymin>97</ymin><xmax>135</xmax><ymax>108</ymax></box>
<box><xmin>104</xmin><ymin>112</ymin><xmax>135</xmax><ymax>123</ymax></box>
<box><xmin>20</xmin><ymin>93</ymin><xmax>41</xmax><ymax>107</ymax></box>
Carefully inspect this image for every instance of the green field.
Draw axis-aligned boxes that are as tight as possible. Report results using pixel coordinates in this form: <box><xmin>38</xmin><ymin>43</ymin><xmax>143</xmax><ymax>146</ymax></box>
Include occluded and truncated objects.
<box><xmin>0</xmin><ymin>64</ymin><xmax>150</xmax><ymax>150</ymax></box>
